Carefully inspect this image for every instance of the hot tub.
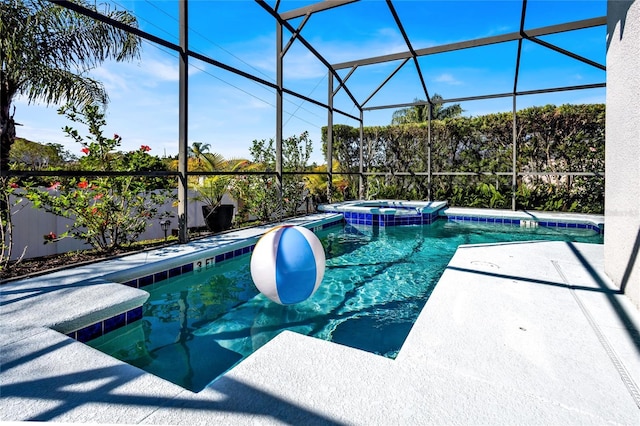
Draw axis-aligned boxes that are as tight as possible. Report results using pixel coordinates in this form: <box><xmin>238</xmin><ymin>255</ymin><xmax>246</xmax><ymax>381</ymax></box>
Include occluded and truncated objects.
<box><xmin>318</xmin><ymin>199</ymin><xmax>448</xmax><ymax>226</ymax></box>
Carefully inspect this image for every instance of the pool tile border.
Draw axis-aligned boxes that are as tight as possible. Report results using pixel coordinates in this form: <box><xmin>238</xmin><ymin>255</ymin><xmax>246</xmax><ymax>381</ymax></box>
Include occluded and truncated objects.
<box><xmin>70</xmin><ymin>216</ymin><xmax>345</xmax><ymax>343</ymax></box>
<box><xmin>447</xmin><ymin>215</ymin><xmax>521</xmax><ymax>226</ymax></box>
<box><xmin>337</xmin><ymin>210</ymin><xmax>602</xmax><ymax>234</ymax></box>
<box><xmin>117</xmin><ymin>212</ymin><xmax>601</xmax><ymax>296</ymax></box>
<box><xmin>445</xmin><ymin>215</ymin><xmax>602</xmax><ymax>233</ymax></box>
<box><xmin>68</xmin><ymin>211</ymin><xmax>601</xmax><ymax>344</ymax></box>
<box><xmin>67</xmin><ymin>306</ymin><xmax>143</xmax><ymax>343</ymax></box>
<box><xmin>121</xmin><ymin>218</ymin><xmax>345</xmax><ymax>291</ymax></box>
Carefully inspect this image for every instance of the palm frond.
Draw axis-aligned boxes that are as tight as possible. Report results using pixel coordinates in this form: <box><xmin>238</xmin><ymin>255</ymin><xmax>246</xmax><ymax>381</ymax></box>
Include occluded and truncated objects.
<box><xmin>198</xmin><ymin>152</ymin><xmax>226</xmax><ymax>172</ymax></box>
<box><xmin>1</xmin><ymin>0</ymin><xmax>141</xmax><ymax>108</ymax></box>
<box><xmin>21</xmin><ymin>65</ymin><xmax>107</xmax><ymax>107</ymax></box>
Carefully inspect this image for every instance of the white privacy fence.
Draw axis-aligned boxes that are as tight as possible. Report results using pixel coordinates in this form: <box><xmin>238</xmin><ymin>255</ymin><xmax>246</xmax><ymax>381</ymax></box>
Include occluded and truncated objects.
<box><xmin>8</xmin><ymin>190</ymin><xmax>237</xmax><ymax>261</ymax></box>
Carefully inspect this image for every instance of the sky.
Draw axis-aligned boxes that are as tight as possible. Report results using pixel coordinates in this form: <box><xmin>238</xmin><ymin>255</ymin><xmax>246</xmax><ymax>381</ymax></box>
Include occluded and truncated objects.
<box><xmin>14</xmin><ymin>0</ymin><xmax>607</xmax><ymax>165</ymax></box>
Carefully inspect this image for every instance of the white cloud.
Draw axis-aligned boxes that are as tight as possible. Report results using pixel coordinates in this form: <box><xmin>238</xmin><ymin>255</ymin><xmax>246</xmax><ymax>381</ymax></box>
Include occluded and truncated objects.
<box><xmin>227</xmin><ymin>27</ymin><xmax>417</xmax><ymax>82</ymax></box>
<box><xmin>139</xmin><ymin>55</ymin><xmax>200</xmax><ymax>83</ymax></box>
<box><xmin>245</xmin><ymin>47</ymin><xmax>326</xmax><ymax>81</ymax></box>
<box><xmin>434</xmin><ymin>73</ymin><xmax>463</xmax><ymax>85</ymax></box>
<box><xmin>90</xmin><ymin>66</ymin><xmax>130</xmax><ymax>92</ymax></box>
<box><xmin>145</xmin><ymin>58</ymin><xmax>180</xmax><ymax>82</ymax></box>
<box><xmin>91</xmin><ymin>49</ymin><xmax>200</xmax><ymax>95</ymax></box>
<box><xmin>283</xmin><ymin>49</ymin><xmax>329</xmax><ymax>80</ymax></box>
<box><xmin>376</xmin><ymin>27</ymin><xmax>399</xmax><ymax>38</ymax></box>
<box><xmin>248</xmin><ymin>97</ymin><xmax>274</xmax><ymax>110</ymax></box>
<box><xmin>482</xmin><ymin>25</ymin><xmax>513</xmax><ymax>38</ymax></box>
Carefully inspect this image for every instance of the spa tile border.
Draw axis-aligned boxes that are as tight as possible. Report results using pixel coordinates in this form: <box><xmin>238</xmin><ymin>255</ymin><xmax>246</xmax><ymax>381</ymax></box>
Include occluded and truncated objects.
<box><xmin>340</xmin><ymin>210</ymin><xmax>441</xmax><ymax>227</ymax></box>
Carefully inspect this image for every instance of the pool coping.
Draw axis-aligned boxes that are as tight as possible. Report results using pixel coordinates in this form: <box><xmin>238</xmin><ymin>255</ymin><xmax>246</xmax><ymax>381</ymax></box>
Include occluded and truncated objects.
<box><xmin>0</xmin><ymin>206</ymin><xmax>604</xmax><ymax>345</ymax></box>
<box><xmin>0</xmin><ymin>213</ymin><xmax>343</xmax><ymax>340</ymax></box>
<box><xmin>442</xmin><ymin>206</ymin><xmax>605</xmax><ymax>232</ymax></box>
<box><xmin>2</xmin><ymin>211</ymin><xmax>638</xmax><ymax>424</ymax></box>
<box><xmin>70</xmin><ymin>207</ymin><xmax>604</xmax><ymax>344</ymax></box>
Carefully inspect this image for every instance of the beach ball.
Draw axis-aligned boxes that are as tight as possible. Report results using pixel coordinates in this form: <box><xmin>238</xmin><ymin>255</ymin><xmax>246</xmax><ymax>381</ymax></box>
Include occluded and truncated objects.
<box><xmin>250</xmin><ymin>225</ymin><xmax>326</xmax><ymax>305</ymax></box>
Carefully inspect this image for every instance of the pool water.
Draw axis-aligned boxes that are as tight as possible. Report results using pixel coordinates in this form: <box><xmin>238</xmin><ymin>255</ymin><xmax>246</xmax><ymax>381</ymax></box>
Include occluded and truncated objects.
<box><xmin>88</xmin><ymin>220</ymin><xmax>602</xmax><ymax>392</ymax></box>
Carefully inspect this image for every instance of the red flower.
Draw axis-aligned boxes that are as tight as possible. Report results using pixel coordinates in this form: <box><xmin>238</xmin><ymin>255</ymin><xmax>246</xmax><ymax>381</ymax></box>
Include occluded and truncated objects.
<box><xmin>81</xmin><ymin>147</ymin><xmax>90</xmax><ymax>155</ymax></box>
<box><xmin>140</xmin><ymin>145</ymin><xmax>151</xmax><ymax>152</ymax></box>
<box><xmin>114</xmin><ymin>134</ymin><xmax>120</xmax><ymax>140</ymax></box>
<box><xmin>43</xmin><ymin>232</ymin><xmax>57</xmax><ymax>243</ymax></box>
<box><xmin>9</xmin><ymin>182</ymin><xmax>18</xmax><ymax>188</ymax></box>
<box><xmin>91</xmin><ymin>207</ymin><xmax>98</xmax><ymax>214</ymax></box>
<box><xmin>78</xmin><ymin>181</ymin><xmax>89</xmax><ymax>189</ymax></box>
<box><xmin>93</xmin><ymin>193</ymin><xmax>103</xmax><ymax>200</ymax></box>
<box><xmin>48</xmin><ymin>182</ymin><xmax>61</xmax><ymax>190</ymax></box>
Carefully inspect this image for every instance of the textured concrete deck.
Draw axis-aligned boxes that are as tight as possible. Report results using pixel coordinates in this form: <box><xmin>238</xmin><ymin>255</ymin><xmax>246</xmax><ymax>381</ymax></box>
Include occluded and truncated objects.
<box><xmin>1</xmin><ymin>220</ymin><xmax>639</xmax><ymax>424</ymax></box>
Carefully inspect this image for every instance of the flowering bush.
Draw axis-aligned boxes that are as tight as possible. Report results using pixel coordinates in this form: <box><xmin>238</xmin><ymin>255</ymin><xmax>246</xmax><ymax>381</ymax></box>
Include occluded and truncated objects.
<box><xmin>25</xmin><ymin>104</ymin><xmax>174</xmax><ymax>252</ymax></box>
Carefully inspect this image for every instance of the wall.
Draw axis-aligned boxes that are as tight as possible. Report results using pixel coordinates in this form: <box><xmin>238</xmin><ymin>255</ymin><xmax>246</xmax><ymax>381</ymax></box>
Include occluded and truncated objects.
<box><xmin>9</xmin><ymin>190</ymin><xmax>235</xmax><ymax>260</ymax></box>
<box><xmin>605</xmin><ymin>0</ymin><xmax>640</xmax><ymax>307</ymax></box>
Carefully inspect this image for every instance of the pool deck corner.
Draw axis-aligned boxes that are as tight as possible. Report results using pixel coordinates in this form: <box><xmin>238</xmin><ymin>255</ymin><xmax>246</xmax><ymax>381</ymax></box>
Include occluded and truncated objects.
<box><xmin>1</xmin><ymin>216</ymin><xmax>639</xmax><ymax>424</ymax></box>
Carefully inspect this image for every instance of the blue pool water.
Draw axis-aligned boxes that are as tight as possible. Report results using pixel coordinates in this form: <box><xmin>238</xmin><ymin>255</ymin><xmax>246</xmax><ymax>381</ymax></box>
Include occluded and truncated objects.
<box><xmin>88</xmin><ymin>220</ymin><xmax>602</xmax><ymax>392</ymax></box>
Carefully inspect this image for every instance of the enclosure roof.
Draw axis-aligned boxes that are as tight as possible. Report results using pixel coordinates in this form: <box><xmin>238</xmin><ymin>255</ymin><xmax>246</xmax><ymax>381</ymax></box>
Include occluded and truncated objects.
<box><xmin>54</xmin><ymin>0</ymin><xmax>606</xmax><ymax>121</ymax></box>
<box><xmin>269</xmin><ymin>0</ymin><xmax>606</xmax><ymax>113</ymax></box>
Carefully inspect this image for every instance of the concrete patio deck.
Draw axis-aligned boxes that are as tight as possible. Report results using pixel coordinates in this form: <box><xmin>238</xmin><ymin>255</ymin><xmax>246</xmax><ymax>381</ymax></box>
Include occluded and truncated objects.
<box><xmin>1</xmin><ymin>216</ymin><xmax>638</xmax><ymax>424</ymax></box>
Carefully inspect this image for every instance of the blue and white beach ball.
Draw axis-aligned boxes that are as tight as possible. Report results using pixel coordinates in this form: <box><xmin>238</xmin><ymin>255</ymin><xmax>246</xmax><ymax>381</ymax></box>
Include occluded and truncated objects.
<box><xmin>250</xmin><ymin>225</ymin><xmax>326</xmax><ymax>305</ymax></box>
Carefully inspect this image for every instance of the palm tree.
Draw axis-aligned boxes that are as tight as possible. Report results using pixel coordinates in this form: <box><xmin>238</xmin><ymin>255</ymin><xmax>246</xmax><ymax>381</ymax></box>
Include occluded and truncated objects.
<box><xmin>190</xmin><ymin>150</ymin><xmax>252</xmax><ymax>232</ymax></box>
<box><xmin>188</xmin><ymin>142</ymin><xmax>211</xmax><ymax>171</ymax></box>
<box><xmin>192</xmin><ymin>156</ymin><xmax>250</xmax><ymax>209</ymax></box>
<box><xmin>0</xmin><ymin>0</ymin><xmax>142</xmax><ymax>173</ymax></box>
<box><xmin>188</xmin><ymin>141</ymin><xmax>211</xmax><ymax>158</ymax></box>
<box><xmin>391</xmin><ymin>94</ymin><xmax>463</xmax><ymax>125</ymax></box>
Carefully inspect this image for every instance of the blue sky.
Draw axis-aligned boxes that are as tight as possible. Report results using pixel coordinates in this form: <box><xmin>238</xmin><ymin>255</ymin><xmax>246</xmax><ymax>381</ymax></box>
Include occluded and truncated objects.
<box><xmin>15</xmin><ymin>0</ymin><xmax>606</xmax><ymax>165</ymax></box>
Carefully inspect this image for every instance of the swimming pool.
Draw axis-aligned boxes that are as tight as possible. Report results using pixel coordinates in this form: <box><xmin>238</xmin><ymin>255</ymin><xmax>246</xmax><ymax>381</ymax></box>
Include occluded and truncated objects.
<box><xmin>88</xmin><ymin>219</ymin><xmax>603</xmax><ymax>392</ymax></box>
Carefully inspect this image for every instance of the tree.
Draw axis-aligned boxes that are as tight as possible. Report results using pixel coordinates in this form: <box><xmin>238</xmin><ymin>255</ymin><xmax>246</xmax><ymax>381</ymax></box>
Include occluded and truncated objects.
<box><xmin>391</xmin><ymin>94</ymin><xmax>463</xmax><ymax>125</ymax></box>
<box><xmin>188</xmin><ymin>141</ymin><xmax>211</xmax><ymax>171</ymax></box>
<box><xmin>233</xmin><ymin>133</ymin><xmax>313</xmax><ymax>222</ymax></box>
<box><xmin>0</xmin><ymin>0</ymin><xmax>141</xmax><ymax>173</ymax></box>
<box><xmin>10</xmin><ymin>138</ymin><xmax>75</xmax><ymax>170</ymax></box>
<box><xmin>189</xmin><ymin>142</ymin><xmax>211</xmax><ymax>158</ymax></box>
<box><xmin>191</xmin><ymin>152</ymin><xmax>250</xmax><ymax>210</ymax></box>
